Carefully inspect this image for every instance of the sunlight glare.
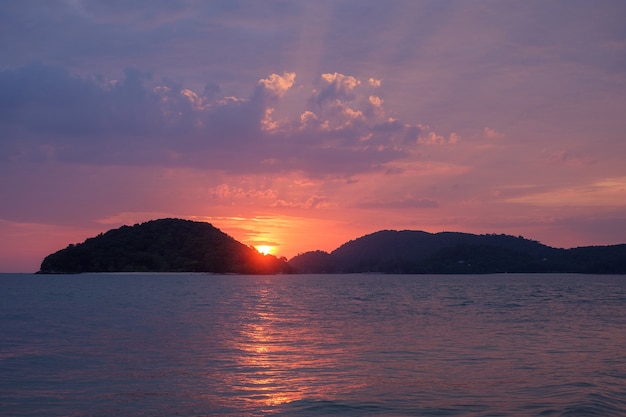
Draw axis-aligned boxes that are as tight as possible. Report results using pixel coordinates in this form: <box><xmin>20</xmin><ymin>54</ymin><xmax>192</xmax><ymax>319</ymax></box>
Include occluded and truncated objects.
<box><xmin>255</xmin><ymin>245</ymin><xmax>275</xmax><ymax>255</ymax></box>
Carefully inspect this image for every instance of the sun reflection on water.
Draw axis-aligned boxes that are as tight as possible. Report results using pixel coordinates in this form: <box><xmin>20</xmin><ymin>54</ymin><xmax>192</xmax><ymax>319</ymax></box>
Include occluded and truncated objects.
<box><xmin>232</xmin><ymin>285</ymin><xmax>308</xmax><ymax>408</ymax></box>
<box><xmin>212</xmin><ymin>277</ymin><xmax>370</xmax><ymax>412</ymax></box>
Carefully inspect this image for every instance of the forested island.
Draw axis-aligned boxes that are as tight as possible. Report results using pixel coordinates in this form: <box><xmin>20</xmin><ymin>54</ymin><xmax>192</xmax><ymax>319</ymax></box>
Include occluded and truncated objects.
<box><xmin>290</xmin><ymin>230</ymin><xmax>626</xmax><ymax>274</ymax></box>
<box><xmin>39</xmin><ymin>218</ymin><xmax>626</xmax><ymax>274</ymax></box>
<box><xmin>39</xmin><ymin>219</ymin><xmax>291</xmax><ymax>274</ymax></box>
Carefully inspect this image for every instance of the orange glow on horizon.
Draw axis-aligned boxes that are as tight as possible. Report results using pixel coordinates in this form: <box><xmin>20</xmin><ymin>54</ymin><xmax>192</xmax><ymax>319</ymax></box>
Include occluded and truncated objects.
<box><xmin>191</xmin><ymin>214</ymin><xmax>352</xmax><ymax>259</ymax></box>
<box><xmin>254</xmin><ymin>245</ymin><xmax>275</xmax><ymax>256</ymax></box>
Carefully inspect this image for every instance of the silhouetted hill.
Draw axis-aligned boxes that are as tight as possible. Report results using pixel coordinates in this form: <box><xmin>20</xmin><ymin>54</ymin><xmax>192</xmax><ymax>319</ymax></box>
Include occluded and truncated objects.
<box><xmin>289</xmin><ymin>230</ymin><xmax>626</xmax><ymax>274</ymax></box>
<box><xmin>287</xmin><ymin>250</ymin><xmax>337</xmax><ymax>274</ymax></box>
<box><xmin>39</xmin><ymin>218</ymin><xmax>291</xmax><ymax>274</ymax></box>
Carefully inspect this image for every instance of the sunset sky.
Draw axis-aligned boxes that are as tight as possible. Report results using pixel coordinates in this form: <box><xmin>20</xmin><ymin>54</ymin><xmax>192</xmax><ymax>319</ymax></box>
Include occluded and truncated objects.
<box><xmin>2</xmin><ymin>1</ymin><xmax>626</xmax><ymax>272</ymax></box>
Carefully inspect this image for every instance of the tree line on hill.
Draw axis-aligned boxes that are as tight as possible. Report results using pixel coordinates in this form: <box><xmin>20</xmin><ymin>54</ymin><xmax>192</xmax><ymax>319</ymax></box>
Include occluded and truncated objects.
<box><xmin>289</xmin><ymin>230</ymin><xmax>626</xmax><ymax>274</ymax></box>
<box><xmin>39</xmin><ymin>218</ymin><xmax>291</xmax><ymax>274</ymax></box>
<box><xmin>39</xmin><ymin>219</ymin><xmax>626</xmax><ymax>274</ymax></box>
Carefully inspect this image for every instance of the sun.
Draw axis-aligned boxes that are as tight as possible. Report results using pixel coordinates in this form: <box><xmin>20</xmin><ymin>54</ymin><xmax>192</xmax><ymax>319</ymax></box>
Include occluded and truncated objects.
<box><xmin>254</xmin><ymin>245</ymin><xmax>275</xmax><ymax>256</ymax></box>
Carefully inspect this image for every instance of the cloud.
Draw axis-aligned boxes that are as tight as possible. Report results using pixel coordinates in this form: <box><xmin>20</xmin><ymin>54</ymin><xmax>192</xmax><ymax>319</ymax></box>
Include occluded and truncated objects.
<box><xmin>1</xmin><ymin>64</ymin><xmax>443</xmax><ymax>178</ymax></box>
<box><xmin>208</xmin><ymin>184</ymin><xmax>277</xmax><ymax>203</ymax></box>
<box><xmin>506</xmin><ymin>177</ymin><xmax>626</xmax><ymax>207</ymax></box>
<box><xmin>545</xmin><ymin>150</ymin><xmax>595</xmax><ymax>166</ymax></box>
<box><xmin>356</xmin><ymin>195</ymin><xmax>439</xmax><ymax>209</ymax></box>
<box><xmin>314</xmin><ymin>72</ymin><xmax>361</xmax><ymax>103</ymax></box>
<box><xmin>0</xmin><ymin>64</ymin><xmax>164</xmax><ymax>157</ymax></box>
<box><xmin>484</xmin><ymin>127</ymin><xmax>504</xmax><ymax>140</ymax></box>
<box><xmin>368</xmin><ymin>78</ymin><xmax>382</xmax><ymax>88</ymax></box>
<box><xmin>257</xmin><ymin>72</ymin><xmax>296</xmax><ymax>98</ymax></box>
<box><xmin>417</xmin><ymin>130</ymin><xmax>461</xmax><ymax>145</ymax></box>
<box><xmin>273</xmin><ymin>194</ymin><xmax>330</xmax><ymax>209</ymax></box>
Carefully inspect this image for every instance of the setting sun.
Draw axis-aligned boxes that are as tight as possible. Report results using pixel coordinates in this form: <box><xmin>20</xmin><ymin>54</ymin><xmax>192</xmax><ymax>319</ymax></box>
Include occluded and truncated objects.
<box><xmin>254</xmin><ymin>245</ymin><xmax>275</xmax><ymax>256</ymax></box>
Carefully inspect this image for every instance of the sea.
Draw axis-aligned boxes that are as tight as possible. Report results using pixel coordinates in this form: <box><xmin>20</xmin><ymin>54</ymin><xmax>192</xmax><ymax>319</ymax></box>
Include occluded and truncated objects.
<box><xmin>1</xmin><ymin>273</ymin><xmax>626</xmax><ymax>417</ymax></box>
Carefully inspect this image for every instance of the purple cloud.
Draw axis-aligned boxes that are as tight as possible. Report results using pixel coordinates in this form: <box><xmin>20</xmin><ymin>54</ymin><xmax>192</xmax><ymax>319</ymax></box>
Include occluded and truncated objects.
<box><xmin>356</xmin><ymin>195</ymin><xmax>440</xmax><ymax>209</ymax></box>
<box><xmin>1</xmin><ymin>64</ymin><xmax>439</xmax><ymax>177</ymax></box>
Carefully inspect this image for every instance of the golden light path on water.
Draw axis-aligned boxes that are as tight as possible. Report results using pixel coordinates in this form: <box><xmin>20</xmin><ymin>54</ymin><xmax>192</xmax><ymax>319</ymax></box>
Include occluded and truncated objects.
<box><xmin>235</xmin><ymin>285</ymin><xmax>306</xmax><ymax>408</ymax></box>
<box><xmin>222</xmin><ymin>280</ymin><xmax>353</xmax><ymax>411</ymax></box>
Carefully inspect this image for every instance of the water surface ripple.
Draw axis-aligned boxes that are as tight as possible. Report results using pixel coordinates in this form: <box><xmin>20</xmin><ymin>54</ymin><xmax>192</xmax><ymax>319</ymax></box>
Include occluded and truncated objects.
<box><xmin>1</xmin><ymin>273</ymin><xmax>626</xmax><ymax>416</ymax></box>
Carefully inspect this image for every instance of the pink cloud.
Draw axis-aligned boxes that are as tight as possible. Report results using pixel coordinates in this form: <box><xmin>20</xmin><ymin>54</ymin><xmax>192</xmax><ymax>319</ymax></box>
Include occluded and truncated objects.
<box><xmin>356</xmin><ymin>195</ymin><xmax>439</xmax><ymax>209</ymax></box>
<box><xmin>0</xmin><ymin>65</ymin><xmax>433</xmax><ymax>178</ymax></box>
<box><xmin>484</xmin><ymin>127</ymin><xmax>504</xmax><ymax>140</ymax></box>
<box><xmin>258</xmin><ymin>72</ymin><xmax>296</xmax><ymax>98</ymax></box>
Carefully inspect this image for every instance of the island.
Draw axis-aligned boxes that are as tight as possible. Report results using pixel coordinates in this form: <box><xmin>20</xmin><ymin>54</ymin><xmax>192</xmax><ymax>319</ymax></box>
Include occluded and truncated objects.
<box><xmin>39</xmin><ymin>218</ymin><xmax>291</xmax><ymax>274</ymax></box>
<box><xmin>290</xmin><ymin>230</ymin><xmax>626</xmax><ymax>274</ymax></box>
<box><xmin>39</xmin><ymin>218</ymin><xmax>626</xmax><ymax>274</ymax></box>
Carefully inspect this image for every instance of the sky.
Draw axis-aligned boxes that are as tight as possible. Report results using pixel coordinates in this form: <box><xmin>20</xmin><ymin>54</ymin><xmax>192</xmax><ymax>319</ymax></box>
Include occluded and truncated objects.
<box><xmin>1</xmin><ymin>0</ymin><xmax>626</xmax><ymax>272</ymax></box>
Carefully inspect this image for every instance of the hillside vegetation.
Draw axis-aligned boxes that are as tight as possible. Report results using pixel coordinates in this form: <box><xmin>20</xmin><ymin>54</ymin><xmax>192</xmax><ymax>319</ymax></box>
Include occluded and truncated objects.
<box><xmin>39</xmin><ymin>218</ymin><xmax>291</xmax><ymax>274</ymax></box>
<box><xmin>289</xmin><ymin>230</ymin><xmax>626</xmax><ymax>274</ymax></box>
<box><xmin>40</xmin><ymin>220</ymin><xmax>626</xmax><ymax>274</ymax></box>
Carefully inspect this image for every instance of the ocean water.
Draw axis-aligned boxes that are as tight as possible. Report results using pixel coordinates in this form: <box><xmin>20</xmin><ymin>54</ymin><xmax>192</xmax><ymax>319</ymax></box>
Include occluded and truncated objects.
<box><xmin>1</xmin><ymin>273</ymin><xmax>626</xmax><ymax>417</ymax></box>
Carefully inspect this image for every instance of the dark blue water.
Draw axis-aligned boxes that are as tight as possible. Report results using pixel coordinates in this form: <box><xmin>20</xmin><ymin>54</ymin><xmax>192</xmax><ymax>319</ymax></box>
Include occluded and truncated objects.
<box><xmin>2</xmin><ymin>273</ymin><xmax>626</xmax><ymax>416</ymax></box>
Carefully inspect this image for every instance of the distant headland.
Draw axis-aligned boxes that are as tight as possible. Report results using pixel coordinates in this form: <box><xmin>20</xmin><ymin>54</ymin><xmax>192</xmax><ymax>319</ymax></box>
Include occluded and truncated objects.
<box><xmin>39</xmin><ymin>218</ymin><xmax>626</xmax><ymax>274</ymax></box>
<box><xmin>38</xmin><ymin>218</ymin><xmax>291</xmax><ymax>274</ymax></box>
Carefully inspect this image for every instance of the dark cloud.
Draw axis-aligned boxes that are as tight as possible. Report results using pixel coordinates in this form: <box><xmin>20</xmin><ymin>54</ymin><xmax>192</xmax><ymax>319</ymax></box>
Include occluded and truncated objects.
<box><xmin>0</xmin><ymin>64</ymin><xmax>430</xmax><ymax>176</ymax></box>
<box><xmin>0</xmin><ymin>63</ymin><xmax>161</xmax><ymax>136</ymax></box>
<box><xmin>310</xmin><ymin>73</ymin><xmax>361</xmax><ymax>106</ymax></box>
<box><xmin>0</xmin><ymin>1</ymin><xmax>304</xmax><ymax>94</ymax></box>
